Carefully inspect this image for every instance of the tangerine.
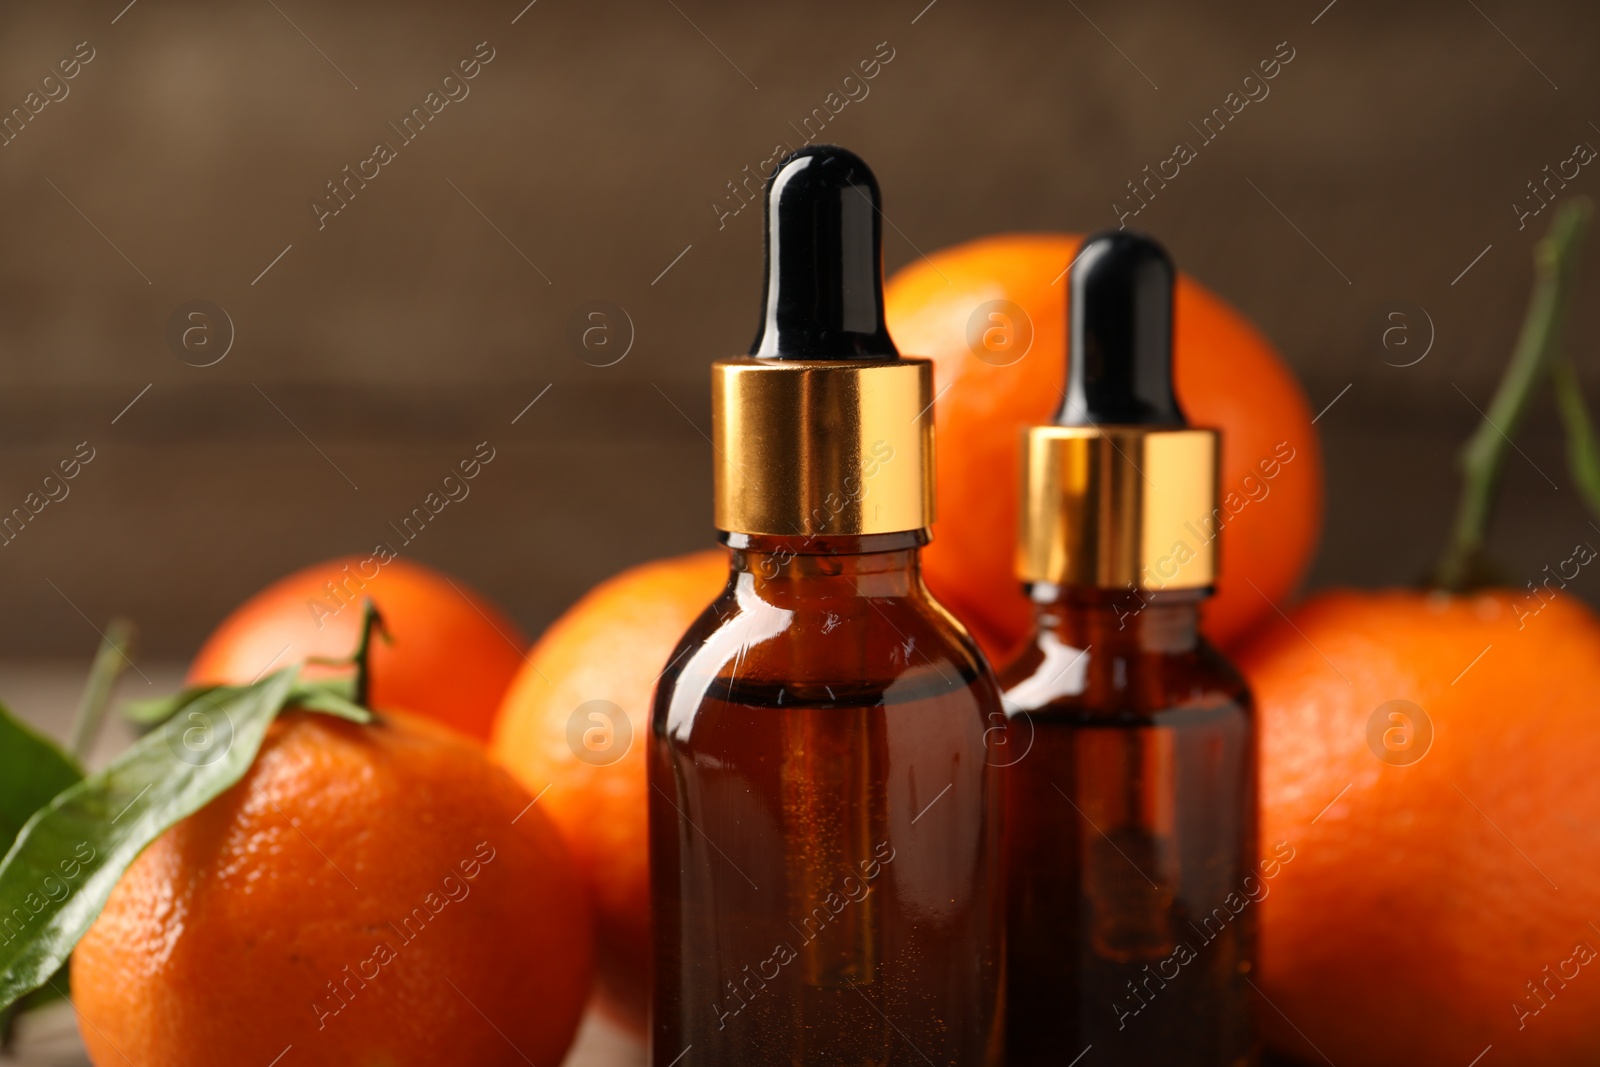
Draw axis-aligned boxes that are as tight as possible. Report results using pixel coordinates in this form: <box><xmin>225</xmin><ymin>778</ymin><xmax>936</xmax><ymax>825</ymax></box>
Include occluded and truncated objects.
<box><xmin>188</xmin><ymin>557</ymin><xmax>527</xmax><ymax>742</ymax></box>
<box><xmin>71</xmin><ymin>709</ymin><xmax>592</xmax><ymax>1067</ymax></box>
<box><xmin>1238</xmin><ymin>588</ymin><xmax>1600</xmax><ymax>1065</ymax></box>
<box><xmin>883</xmin><ymin>233</ymin><xmax>1322</xmax><ymax>656</ymax></box>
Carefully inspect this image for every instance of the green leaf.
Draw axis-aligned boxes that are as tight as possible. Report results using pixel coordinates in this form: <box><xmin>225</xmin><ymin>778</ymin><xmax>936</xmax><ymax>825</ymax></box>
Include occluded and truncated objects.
<box><xmin>0</xmin><ymin>705</ymin><xmax>83</xmax><ymax>853</ymax></box>
<box><xmin>0</xmin><ymin>667</ymin><xmax>300</xmax><ymax>1013</ymax></box>
<box><xmin>129</xmin><ymin>679</ymin><xmax>373</xmax><ymax>730</ymax></box>
<box><xmin>288</xmin><ymin>685</ymin><xmax>374</xmax><ymax>724</ymax></box>
<box><xmin>123</xmin><ymin>684</ymin><xmax>226</xmax><ymax>727</ymax></box>
<box><xmin>0</xmin><ymin>707</ymin><xmax>80</xmax><ymax>1045</ymax></box>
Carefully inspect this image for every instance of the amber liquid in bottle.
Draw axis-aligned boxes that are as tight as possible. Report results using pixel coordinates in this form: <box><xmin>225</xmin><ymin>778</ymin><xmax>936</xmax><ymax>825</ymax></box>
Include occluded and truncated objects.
<box><xmin>1001</xmin><ymin>587</ymin><xmax>1258</xmax><ymax>1066</ymax></box>
<box><xmin>649</xmin><ymin>532</ymin><xmax>1004</xmax><ymax>1066</ymax></box>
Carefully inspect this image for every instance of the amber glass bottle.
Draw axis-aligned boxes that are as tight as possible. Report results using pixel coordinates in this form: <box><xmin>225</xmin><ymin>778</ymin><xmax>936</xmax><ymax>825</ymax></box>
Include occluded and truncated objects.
<box><xmin>648</xmin><ymin>146</ymin><xmax>1003</xmax><ymax>1067</ymax></box>
<box><xmin>1001</xmin><ymin>232</ymin><xmax>1259</xmax><ymax>1066</ymax></box>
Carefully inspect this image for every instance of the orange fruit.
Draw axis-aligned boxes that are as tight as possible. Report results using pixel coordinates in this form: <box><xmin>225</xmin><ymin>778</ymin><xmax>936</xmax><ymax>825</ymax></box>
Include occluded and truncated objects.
<box><xmin>884</xmin><ymin>233</ymin><xmax>1323</xmax><ymax>657</ymax></box>
<box><xmin>1237</xmin><ymin>588</ymin><xmax>1600</xmax><ymax>1065</ymax></box>
<box><xmin>72</xmin><ymin>709</ymin><xmax>592</xmax><ymax>1067</ymax></box>
<box><xmin>491</xmin><ymin>549</ymin><xmax>727</xmax><ymax>1034</ymax></box>
<box><xmin>189</xmin><ymin>557</ymin><xmax>527</xmax><ymax>742</ymax></box>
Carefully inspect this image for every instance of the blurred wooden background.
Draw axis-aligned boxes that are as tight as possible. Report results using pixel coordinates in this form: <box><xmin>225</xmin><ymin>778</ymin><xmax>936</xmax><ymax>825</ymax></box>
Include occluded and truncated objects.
<box><xmin>0</xmin><ymin>0</ymin><xmax>1597</xmax><ymax>658</ymax></box>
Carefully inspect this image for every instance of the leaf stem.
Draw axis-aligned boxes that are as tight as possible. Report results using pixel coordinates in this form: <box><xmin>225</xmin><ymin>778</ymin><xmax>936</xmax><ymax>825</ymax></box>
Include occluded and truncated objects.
<box><xmin>1433</xmin><ymin>198</ymin><xmax>1592</xmax><ymax>591</ymax></box>
<box><xmin>1552</xmin><ymin>357</ymin><xmax>1600</xmax><ymax>524</ymax></box>
<box><xmin>66</xmin><ymin>619</ymin><xmax>137</xmax><ymax>764</ymax></box>
<box><xmin>300</xmin><ymin>599</ymin><xmax>388</xmax><ymax>710</ymax></box>
<box><xmin>352</xmin><ymin>600</ymin><xmax>387</xmax><ymax>709</ymax></box>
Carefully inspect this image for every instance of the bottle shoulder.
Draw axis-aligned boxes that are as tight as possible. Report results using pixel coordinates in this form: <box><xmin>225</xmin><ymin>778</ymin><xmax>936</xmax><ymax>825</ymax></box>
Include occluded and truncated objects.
<box><xmin>652</xmin><ymin>576</ymin><xmax>1001</xmax><ymax>737</ymax></box>
<box><xmin>997</xmin><ymin>627</ymin><xmax>1252</xmax><ymax>721</ymax></box>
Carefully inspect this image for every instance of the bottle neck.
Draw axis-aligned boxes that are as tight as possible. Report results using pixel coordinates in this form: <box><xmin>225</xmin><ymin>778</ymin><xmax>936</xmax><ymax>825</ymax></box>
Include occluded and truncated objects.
<box><xmin>721</xmin><ymin>530</ymin><xmax>926</xmax><ymax>594</ymax></box>
<box><xmin>1027</xmin><ymin>583</ymin><xmax>1206</xmax><ymax>655</ymax></box>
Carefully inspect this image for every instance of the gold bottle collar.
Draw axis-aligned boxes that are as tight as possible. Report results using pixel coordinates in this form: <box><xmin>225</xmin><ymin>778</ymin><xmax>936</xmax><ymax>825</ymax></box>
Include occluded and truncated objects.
<box><xmin>1018</xmin><ymin>425</ymin><xmax>1219</xmax><ymax>590</ymax></box>
<box><xmin>711</xmin><ymin>357</ymin><xmax>935</xmax><ymax>537</ymax></box>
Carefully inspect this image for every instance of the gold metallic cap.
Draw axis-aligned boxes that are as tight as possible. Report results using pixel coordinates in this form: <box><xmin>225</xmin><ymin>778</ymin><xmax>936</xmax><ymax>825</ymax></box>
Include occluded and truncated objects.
<box><xmin>1018</xmin><ymin>231</ymin><xmax>1221</xmax><ymax>591</ymax></box>
<box><xmin>712</xmin><ymin>356</ymin><xmax>935</xmax><ymax>537</ymax></box>
<box><xmin>1018</xmin><ymin>424</ymin><xmax>1218</xmax><ymax>590</ymax></box>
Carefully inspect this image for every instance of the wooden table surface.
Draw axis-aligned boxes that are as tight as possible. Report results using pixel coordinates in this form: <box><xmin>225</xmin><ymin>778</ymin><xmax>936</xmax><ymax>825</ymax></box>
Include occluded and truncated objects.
<box><xmin>5</xmin><ymin>1000</ymin><xmax>646</xmax><ymax>1066</ymax></box>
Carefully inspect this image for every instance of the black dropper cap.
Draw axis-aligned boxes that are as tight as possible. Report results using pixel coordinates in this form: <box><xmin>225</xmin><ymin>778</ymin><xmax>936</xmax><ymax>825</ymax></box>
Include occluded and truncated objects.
<box><xmin>748</xmin><ymin>145</ymin><xmax>898</xmax><ymax>360</ymax></box>
<box><xmin>1056</xmin><ymin>231</ymin><xmax>1185</xmax><ymax>427</ymax></box>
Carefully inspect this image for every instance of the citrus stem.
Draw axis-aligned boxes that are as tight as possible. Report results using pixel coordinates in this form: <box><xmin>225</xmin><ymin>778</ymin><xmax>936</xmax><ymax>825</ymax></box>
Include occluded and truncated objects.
<box><xmin>302</xmin><ymin>599</ymin><xmax>388</xmax><ymax>711</ymax></box>
<box><xmin>1433</xmin><ymin>198</ymin><xmax>1592</xmax><ymax>591</ymax></box>
<box><xmin>1552</xmin><ymin>357</ymin><xmax>1600</xmax><ymax>524</ymax></box>
<box><xmin>351</xmin><ymin>600</ymin><xmax>387</xmax><ymax>709</ymax></box>
<box><xmin>67</xmin><ymin>619</ymin><xmax>137</xmax><ymax>764</ymax></box>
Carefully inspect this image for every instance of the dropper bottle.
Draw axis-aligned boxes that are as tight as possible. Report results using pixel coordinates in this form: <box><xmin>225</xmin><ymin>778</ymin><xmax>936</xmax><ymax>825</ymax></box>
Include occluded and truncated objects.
<box><xmin>1001</xmin><ymin>232</ymin><xmax>1260</xmax><ymax>1065</ymax></box>
<box><xmin>648</xmin><ymin>145</ymin><xmax>1004</xmax><ymax>1067</ymax></box>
